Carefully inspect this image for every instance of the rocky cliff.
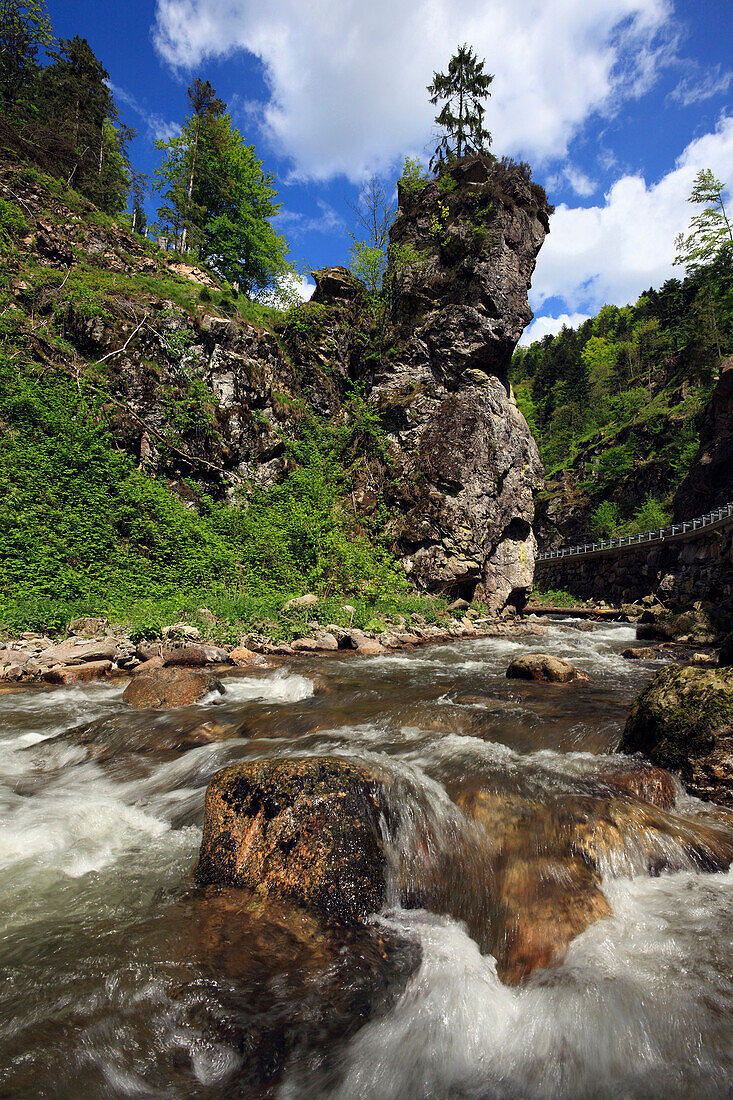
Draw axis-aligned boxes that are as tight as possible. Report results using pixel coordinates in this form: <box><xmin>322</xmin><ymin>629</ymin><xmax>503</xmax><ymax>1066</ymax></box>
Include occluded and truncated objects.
<box><xmin>375</xmin><ymin>156</ymin><xmax>549</xmax><ymax>608</ymax></box>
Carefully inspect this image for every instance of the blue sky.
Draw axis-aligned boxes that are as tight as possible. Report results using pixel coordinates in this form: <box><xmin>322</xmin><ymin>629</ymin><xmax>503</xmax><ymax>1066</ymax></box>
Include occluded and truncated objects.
<box><xmin>45</xmin><ymin>0</ymin><xmax>732</xmax><ymax>342</ymax></box>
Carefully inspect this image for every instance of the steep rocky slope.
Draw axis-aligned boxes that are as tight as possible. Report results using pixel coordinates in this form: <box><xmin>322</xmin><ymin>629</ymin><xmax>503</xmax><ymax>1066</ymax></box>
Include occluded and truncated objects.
<box><xmin>674</xmin><ymin>356</ymin><xmax>733</xmax><ymax>520</ymax></box>
<box><xmin>0</xmin><ymin>153</ymin><xmax>549</xmax><ymax>616</ymax></box>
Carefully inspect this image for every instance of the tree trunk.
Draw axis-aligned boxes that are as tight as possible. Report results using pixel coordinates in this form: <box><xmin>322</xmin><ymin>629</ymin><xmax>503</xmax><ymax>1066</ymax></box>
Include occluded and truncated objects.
<box><xmin>180</xmin><ymin>116</ymin><xmax>200</xmax><ymax>255</ymax></box>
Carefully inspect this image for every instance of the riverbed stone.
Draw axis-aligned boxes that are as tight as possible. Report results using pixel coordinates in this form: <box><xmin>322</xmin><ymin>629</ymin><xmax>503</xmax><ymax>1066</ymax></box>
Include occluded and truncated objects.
<box><xmin>66</xmin><ymin>616</ymin><xmax>109</xmax><ymax>637</ymax></box>
<box><xmin>41</xmin><ymin>660</ymin><xmax>112</xmax><ymax>685</ymax></box>
<box><xmin>506</xmin><ymin>653</ymin><xmax>589</xmax><ymax>683</ymax></box>
<box><xmin>599</xmin><ymin>764</ymin><xmax>677</xmax><ymax>809</ymax></box>
<box><xmin>195</xmin><ymin>757</ymin><xmax>388</xmax><ymax>924</ymax></box>
<box><xmin>123</xmin><ymin>668</ymin><xmax>224</xmax><ymax>709</ymax></box>
<box><xmin>620</xmin><ymin>665</ymin><xmax>733</xmax><ymax>805</ymax></box>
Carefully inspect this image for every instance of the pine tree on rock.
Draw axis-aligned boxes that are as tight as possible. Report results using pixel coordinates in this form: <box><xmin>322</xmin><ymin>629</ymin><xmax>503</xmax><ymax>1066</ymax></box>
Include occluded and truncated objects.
<box><xmin>427</xmin><ymin>44</ymin><xmax>493</xmax><ymax>171</ymax></box>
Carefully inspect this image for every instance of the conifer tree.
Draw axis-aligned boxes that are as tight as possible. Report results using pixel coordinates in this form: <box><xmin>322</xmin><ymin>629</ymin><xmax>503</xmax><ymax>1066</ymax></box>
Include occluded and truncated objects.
<box><xmin>0</xmin><ymin>0</ymin><xmax>52</xmax><ymax>120</ymax></box>
<box><xmin>180</xmin><ymin>78</ymin><xmax>224</xmax><ymax>253</ymax></box>
<box><xmin>675</xmin><ymin>170</ymin><xmax>732</xmax><ymax>367</ymax></box>
<box><xmin>427</xmin><ymin>44</ymin><xmax>493</xmax><ymax>171</ymax></box>
<box><xmin>39</xmin><ymin>36</ymin><xmax>131</xmax><ymax>211</ymax></box>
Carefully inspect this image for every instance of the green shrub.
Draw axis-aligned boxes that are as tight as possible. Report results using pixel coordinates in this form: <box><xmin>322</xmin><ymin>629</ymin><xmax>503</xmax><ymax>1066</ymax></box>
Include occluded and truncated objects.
<box><xmin>590</xmin><ymin>500</ymin><xmax>620</xmax><ymax>537</ymax></box>
<box><xmin>398</xmin><ymin>156</ymin><xmax>429</xmax><ymax>197</ymax></box>
<box><xmin>620</xmin><ymin>497</ymin><xmax>672</xmax><ymax>535</ymax></box>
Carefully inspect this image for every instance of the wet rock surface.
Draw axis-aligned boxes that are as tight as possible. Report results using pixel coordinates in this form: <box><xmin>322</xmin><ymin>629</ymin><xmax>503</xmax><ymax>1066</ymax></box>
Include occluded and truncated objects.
<box><xmin>620</xmin><ymin>664</ymin><xmax>733</xmax><ymax>804</ymax></box>
<box><xmin>506</xmin><ymin>653</ymin><xmax>589</xmax><ymax>683</ymax></box>
<box><xmin>196</xmin><ymin>757</ymin><xmax>389</xmax><ymax>924</ymax></box>
<box><xmin>123</xmin><ymin>668</ymin><xmax>224</xmax><ymax>709</ymax></box>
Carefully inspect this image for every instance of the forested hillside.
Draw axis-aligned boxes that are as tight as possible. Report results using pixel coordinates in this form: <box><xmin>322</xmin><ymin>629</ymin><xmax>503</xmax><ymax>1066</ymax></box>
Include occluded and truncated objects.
<box><xmin>512</xmin><ymin>242</ymin><xmax>733</xmax><ymax>547</ymax></box>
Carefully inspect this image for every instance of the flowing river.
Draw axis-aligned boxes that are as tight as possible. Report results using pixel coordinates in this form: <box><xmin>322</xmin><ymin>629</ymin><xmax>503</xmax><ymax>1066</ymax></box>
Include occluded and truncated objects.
<box><xmin>2</xmin><ymin>620</ymin><xmax>733</xmax><ymax>1099</ymax></box>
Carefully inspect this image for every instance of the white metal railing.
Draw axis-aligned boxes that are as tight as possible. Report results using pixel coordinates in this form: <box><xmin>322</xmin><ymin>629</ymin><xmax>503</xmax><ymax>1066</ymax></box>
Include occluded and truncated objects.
<box><xmin>536</xmin><ymin>502</ymin><xmax>733</xmax><ymax>562</ymax></box>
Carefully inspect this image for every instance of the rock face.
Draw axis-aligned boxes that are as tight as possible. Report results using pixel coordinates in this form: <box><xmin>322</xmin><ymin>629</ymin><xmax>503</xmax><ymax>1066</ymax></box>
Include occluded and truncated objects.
<box><xmin>195</xmin><ymin>758</ymin><xmax>388</xmax><ymax>923</ymax></box>
<box><xmin>620</xmin><ymin>665</ymin><xmax>733</xmax><ymax>804</ymax></box>
<box><xmin>674</xmin><ymin>356</ymin><xmax>733</xmax><ymax>519</ymax></box>
<box><xmin>373</xmin><ymin>157</ymin><xmax>549</xmax><ymax>609</ymax></box>
<box><xmin>506</xmin><ymin>653</ymin><xmax>589</xmax><ymax>683</ymax></box>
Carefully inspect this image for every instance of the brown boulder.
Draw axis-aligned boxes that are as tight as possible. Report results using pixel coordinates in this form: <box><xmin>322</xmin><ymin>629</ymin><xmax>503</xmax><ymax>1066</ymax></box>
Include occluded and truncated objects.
<box><xmin>123</xmin><ymin>668</ymin><xmax>224</xmax><ymax>709</ymax></box>
<box><xmin>600</xmin><ymin>764</ymin><xmax>677</xmax><ymax>809</ymax></box>
<box><xmin>131</xmin><ymin>654</ymin><xmax>165</xmax><ymax>676</ymax></box>
<box><xmin>195</xmin><ymin>757</ymin><xmax>388</xmax><ymax>924</ymax></box>
<box><xmin>229</xmin><ymin>646</ymin><xmax>266</xmax><ymax>666</ymax></box>
<box><xmin>41</xmin><ymin>660</ymin><xmax>112</xmax><ymax>685</ymax></box>
<box><xmin>506</xmin><ymin>653</ymin><xmax>589</xmax><ymax>683</ymax></box>
<box><xmin>497</xmin><ymin>856</ymin><xmax>611</xmax><ymax>984</ymax></box>
<box><xmin>37</xmin><ymin>637</ymin><xmax>119</xmax><ymax>666</ymax></box>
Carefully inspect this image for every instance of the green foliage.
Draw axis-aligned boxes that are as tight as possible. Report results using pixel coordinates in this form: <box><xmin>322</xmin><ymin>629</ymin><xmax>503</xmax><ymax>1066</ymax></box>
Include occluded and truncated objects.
<box><xmin>675</xmin><ymin>169</ymin><xmax>732</xmax><ymax>274</ymax></box>
<box><xmin>590</xmin><ymin>501</ymin><xmax>620</xmax><ymax>538</ymax></box>
<box><xmin>0</xmin><ymin>196</ymin><xmax>27</xmax><ymax>249</ymax></box>
<box><xmin>39</xmin><ymin>35</ymin><xmax>132</xmax><ymax>213</ymax></box>
<box><xmin>0</xmin><ymin>0</ymin><xmax>52</xmax><ymax>120</ymax></box>
<box><xmin>532</xmin><ymin>587</ymin><xmax>580</xmax><ymax>607</ymax></box>
<box><xmin>349</xmin><ymin>241</ymin><xmax>386</xmax><ymax>301</ymax></box>
<box><xmin>619</xmin><ymin>497</ymin><xmax>672</xmax><ymax>536</ymax></box>
<box><xmin>398</xmin><ymin>156</ymin><xmax>429</xmax><ymax>197</ymax></box>
<box><xmin>155</xmin><ymin>84</ymin><xmax>289</xmax><ymax>295</ymax></box>
<box><xmin>429</xmin><ymin>199</ymin><xmax>450</xmax><ymax>242</ymax></box>
<box><xmin>595</xmin><ymin>443</ymin><xmax>634</xmax><ymax>485</ymax></box>
<box><xmin>427</xmin><ymin>43</ymin><xmax>493</xmax><ymax>170</ymax></box>
<box><xmin>0</xmin><ymin>337</ymin><xmax>408</xmax><ymax>634</ymax></box>
<box><xmin>511</xmin><ymin>232</ymin><xmax>733</xmax><ymax>536</ymax></box>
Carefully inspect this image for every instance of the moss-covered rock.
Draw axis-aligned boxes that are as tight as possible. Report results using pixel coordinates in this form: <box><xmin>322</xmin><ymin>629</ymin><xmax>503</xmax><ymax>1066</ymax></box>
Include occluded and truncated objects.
<box><xmin>620</xmin><ymin>665</ymin><xmax>733</xmax><ymax>804</ymax></box>
<box><xmin>195</xmin><ymin>757</ymin><xmax>388</xmax><ymax>924</ymax></box>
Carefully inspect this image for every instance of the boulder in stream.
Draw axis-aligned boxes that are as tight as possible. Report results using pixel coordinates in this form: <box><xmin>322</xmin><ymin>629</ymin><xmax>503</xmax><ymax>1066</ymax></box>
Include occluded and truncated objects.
<box><xmin>506</xmin><ymin>653</ymin><xmax>589</xmax><ymax>683</ymax></box>
<box><xmin>123</xmin><ymin>667</ymin><xmax>224</xmax><ymax>709</ymax></box>
<box><xmin>620</xmin><ymin>665</ymin><xmax>733</xmax><ymax>805</ymax></box>
<box><xmin>196</xmin><ymin>757</ymin><xmax>388</xmax><ymax>924</ymax></box>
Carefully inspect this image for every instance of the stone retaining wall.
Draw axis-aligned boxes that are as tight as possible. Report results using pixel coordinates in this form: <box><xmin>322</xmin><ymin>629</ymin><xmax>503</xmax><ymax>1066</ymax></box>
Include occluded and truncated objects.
<box><xmin>534</xmin><ymin>522</ymin><xmax>733</xmax><ymax>608</ymax></box>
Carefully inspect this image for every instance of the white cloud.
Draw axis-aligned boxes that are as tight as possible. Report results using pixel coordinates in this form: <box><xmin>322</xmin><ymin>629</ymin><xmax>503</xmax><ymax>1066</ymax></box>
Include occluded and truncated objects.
<box><xmin>670</xmin><ymin>63</ymin><xmax>733</xmax><ymax>108</ymax></box>
<box><xmin>530</xmin><ymin>113</ymin><xmax>733</xmax><ymax>315</ymax></box>
<box><xmin>152</xmin><ymin>0</ymin><xmax>673</xmax><ymax>181</ymax></box>
<box><xmin>563</xmin><ymin>165</ymin><xmax>598</xmax><ymax>198</ymax></box>
<box><xmin>519</xmin><ymin>313</ymin><xmax>592</xmax><ymax>346</ymax></box>
<box><xmin>111</xmin><ymin>83</ymin><xmax>180</xmax><ymax>143</ymax></box>
<box><xmin>278</xmin><ymin>200</ymin><xmax>345</xmax><ymax>236</ymax></box>
<box><xmin>547</xmin><ymin>163</ymin><xmax>598</xmax><ymax>198</ymax></box>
